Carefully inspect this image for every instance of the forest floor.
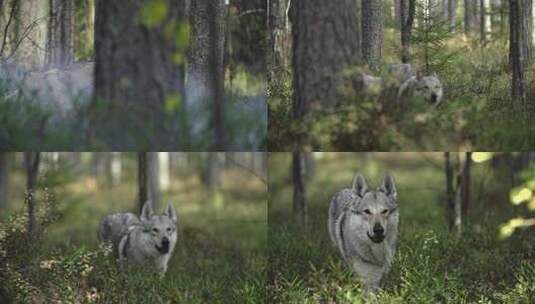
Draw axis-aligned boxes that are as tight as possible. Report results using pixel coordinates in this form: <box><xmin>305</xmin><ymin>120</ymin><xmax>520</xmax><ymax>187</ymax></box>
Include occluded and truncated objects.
<box><xmin>269</xmin><ymin>31</ymin><xmax>535</xmax><ymax>151</ymax></box>
<box><xmin>268</xmin><ymin>153</ymin><xmax>535</xmax><ymax>303</ymax></box>
<box><xmin>0</xmin><ymin>167</ymin><xmax>267</xmax><ymax>303</ymax></box>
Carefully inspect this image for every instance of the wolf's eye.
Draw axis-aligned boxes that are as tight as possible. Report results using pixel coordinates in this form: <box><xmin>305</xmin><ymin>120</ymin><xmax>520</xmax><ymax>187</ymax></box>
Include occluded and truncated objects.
<box><xmin>363</xmin><ymin>209</ymin><xmax>371</xmax><ymax>215</ymax></box>
<box><xmin>381</xmin><ymin>209</ymin><xmax>389</xmax><ymax>215</ymax></box>
<box><xmin>152</xmin><ymin>228</ymin><xmax>159</xmax><ymax>233</ymax></box>
<box><xmin>167</xmin><ymin>227</ymin><xmax>172</xmax><ymax>232</ymax></box>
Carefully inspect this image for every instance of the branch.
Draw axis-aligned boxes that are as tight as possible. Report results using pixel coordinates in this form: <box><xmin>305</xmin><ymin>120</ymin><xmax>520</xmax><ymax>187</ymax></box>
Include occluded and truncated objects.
<box><xmin>0</xmin><ymin>0</ymin><xmax>18</xmax><ymax>58</ymax></box>
<box><xmin>225</xmin><ymin>154</ymin><xmax>267</xmax><ymax>185</ymax></box>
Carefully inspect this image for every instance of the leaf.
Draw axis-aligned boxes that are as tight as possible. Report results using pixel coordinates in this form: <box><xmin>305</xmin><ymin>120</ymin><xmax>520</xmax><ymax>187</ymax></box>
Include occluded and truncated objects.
<box><xmin>139</xmin><ymin>0</ymin><xmax>169</xmax><ymax>29</ymax></box>
<box><xmin>164</xmin><ymin>93</ymin><xmax>182</xmax><ymax>114</ymax></box>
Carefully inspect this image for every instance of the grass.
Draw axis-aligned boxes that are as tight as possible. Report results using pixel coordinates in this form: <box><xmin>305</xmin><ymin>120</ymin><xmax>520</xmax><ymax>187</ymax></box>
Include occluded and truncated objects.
<box><xmin>0</xmin><ymin>158</ymin><xmax>267</xmax><ymax>303</ymax></box>
<box><xmin>268</xmin><ymin>153</ymin><xmax>535</xmax><ymax>303</ymax></box>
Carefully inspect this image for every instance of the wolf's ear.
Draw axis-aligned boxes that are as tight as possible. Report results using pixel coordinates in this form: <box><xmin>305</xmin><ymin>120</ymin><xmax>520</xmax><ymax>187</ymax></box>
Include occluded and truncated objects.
<box><xmin>416</xmin><ymin>71</ymin><xmax>423</xmax><ymax>80</ymax></box>
<box><xmin>351</xmin><ymin>173</ymin><xmax>368</xmax><ymax>197</ymax></box>
<box><xmin>164</xmin><ymin>203</ymin><xmax>178</xmax><ymax>223</ymax></box>
<box><xmin>379</xmin><ymin>175</ymin><xmax>397</xmax><ymax>201</ymax></box>
<box><xmin>431</xmin><ymin>71</ymin><xmax>438</xmax><ymax>78</ymax></box>
<box><xmin>140</xmin><ymin>201</ymin><xmax>154</xmax><ymax>221</ymax></box>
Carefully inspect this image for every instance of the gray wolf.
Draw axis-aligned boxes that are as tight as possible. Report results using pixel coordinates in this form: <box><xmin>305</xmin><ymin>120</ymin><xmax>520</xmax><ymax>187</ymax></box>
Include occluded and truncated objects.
<box><xmin>328</xmin><ymin>174</ymin><xmax>399</xmax><ymax>293</ymax></box>
<box><xmin>98</xmin><ymin>201</ymin><xmax>178</xmax><ymax>276</ymax></box>
<box><xmin>397</xmin><ymin>72</ymin><xmax>444</xmax><ymax>107</ymax></box>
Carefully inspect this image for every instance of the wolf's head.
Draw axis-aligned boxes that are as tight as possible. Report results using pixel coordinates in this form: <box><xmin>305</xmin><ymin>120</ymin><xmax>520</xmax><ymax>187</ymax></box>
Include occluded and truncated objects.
<box><xmin>414</xmin><ymin>73</ymin><xmax>443</xmax><ymax>105</ymax></box>
<box><xmin>349</xmin><ymin>174</ymin><xmax>398</xmax><ymax>244</ymax></box>
<box><xmin>140</xmin><ymin>201</ymin><xmax>178</xmax><ymax>255</ymax></box>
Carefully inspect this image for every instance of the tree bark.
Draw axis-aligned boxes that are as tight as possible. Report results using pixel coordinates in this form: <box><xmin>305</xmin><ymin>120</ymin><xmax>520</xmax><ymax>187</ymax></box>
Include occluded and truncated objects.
<box><xmin>521</xmin><ymin>0</ymin><xmax>533</xmax><ymax>65</ymax></box>
<box><xmin>444</xmin><ymin>152</ymin><xmax>455</xmax><ymax>231</ymax></box>
<box><xmin>46</xmin><ymin>0</ymin><xmax>74</xmax><ymax>67</ymax></box>
<box><xmin>292</xmin><ymin>151</ymin><xmax>306</xmax><ymax>228</ymax></box>
<box><xmin>93</xmin><ymin>0</ymin><xmax>186</xmax><ymax>149</ymax></box>
<box><xmin>362</xmin><ymin>0</ymin><xmax>383</xmax><ymax>69</ymax></box>
<box><xmin>0</xmin><ymin>153</ymin><xmax>8</xmax><ymax>209</ymax></box>
<box><xmin>24</xmin><ymin>152</ymin><xmax>40</xmax><ymax>235</ymax></box>
<box><xmin>461</xmin><ymin>152</ymin><xmax>471</xmax><ymax>219</ymax></box>
<box><xmin>138</xmin><ymin>152</ymin><xmax>148</xmax><ymax>212</ymax></box>
<box><xmin>465</xmin><ymin>0</ymin><xmax>478</xmax><ymax>34</ymax></box>
<box><xmin>448</xmin><ymin>0</ymin><xmax>457</xmax><ymax>29</ymax></box>
<box><xmin>188</xmin><ymin>0</ymin><xmax>226</xmax><ymax>149</ymax></box>
<box><xmin>401</xmin><ymin>0</ymin><xmax>416</xmax><ymax>63</ymax></box>
<box><xmin>292</xmin><ymin>0</ymin><xmax>361</xmax><ymax>115</ymax></box>
<box><xmin>510</xmin><ymin>0</ymin><xmax>527</xmax><ymax>111</ymax></box>
<box><xmin>148</xmin><ymin>152</ymin><xmax>160</xmax><ymax>209</ymax></box>
<box><xmin>267</xmin><ymin>0</ymin><xmax>290</xmax><ymax>77</ymax></box>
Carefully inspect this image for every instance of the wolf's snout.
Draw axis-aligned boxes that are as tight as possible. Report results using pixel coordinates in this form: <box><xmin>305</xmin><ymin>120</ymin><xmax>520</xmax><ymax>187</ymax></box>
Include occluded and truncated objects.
<box><xmin>431</xmin><ymin>93</ymin><xmax>438</xmax><ymax>103</ymax></box>
<box><xmin>373</xmin><ymin>223</ymin><xmax>384</xmax><ymax>236</ymax></box>
<box><xmin>156</xmin><ymin>237</ymin><xmax>170</xmax><ymax>254</ymax></box>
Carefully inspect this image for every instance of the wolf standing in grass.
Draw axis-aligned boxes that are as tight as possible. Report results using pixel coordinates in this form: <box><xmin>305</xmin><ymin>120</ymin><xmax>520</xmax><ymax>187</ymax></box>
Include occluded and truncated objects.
<box><xmin>98</xmin><ymin>201</ymin><xmax>178</xmax><ymax>276</ymax></box>
<box><xmin>328</xmin><ymin>174</ymin><xmax>399</xmax><ymax>293</ymax></box>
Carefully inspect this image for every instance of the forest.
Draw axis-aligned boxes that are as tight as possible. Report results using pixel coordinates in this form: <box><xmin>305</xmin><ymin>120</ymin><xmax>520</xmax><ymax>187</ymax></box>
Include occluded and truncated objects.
<box><xmin>269</xmin><ymin>152</ymin><xmax>535</xmax><ymax>302</ymax></box>
<box><xmin>0</xmin><ymin>152</ymin><xmax>267</xmax><ymax>303</ymax></box>
<box><xmin>268</xmin><ymin>0</ymin><xmax>535</xmax><ymax>151</ymax></box>
<box><xmin>0</xmin><ymin>0</ymin><xmax>267</xmax><ymax>150</ymax></box>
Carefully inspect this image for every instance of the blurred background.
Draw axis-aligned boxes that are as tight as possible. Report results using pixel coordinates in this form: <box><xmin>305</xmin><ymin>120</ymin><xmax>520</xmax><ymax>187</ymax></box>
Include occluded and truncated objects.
<box><xmin>269</xmin><ymin>152</ymin><xmax>535</xmax><ymax>303</ymax></box>
<box><xmin>0</xmin><ymin>152</ymin><xmax>267</xmax><ymax>302</ymax></box>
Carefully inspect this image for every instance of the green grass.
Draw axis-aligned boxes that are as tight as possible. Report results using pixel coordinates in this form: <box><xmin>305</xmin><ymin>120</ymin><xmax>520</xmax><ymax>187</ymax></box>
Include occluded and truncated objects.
<box><xmin>0</xmin><ymin>163</ymin><xmax>267</xmax><ymax>303</ymax></box>
<box><xmin>268</xmin><ymin>153</ymin><xmax>535</xmax><ymax>303</ymax></box>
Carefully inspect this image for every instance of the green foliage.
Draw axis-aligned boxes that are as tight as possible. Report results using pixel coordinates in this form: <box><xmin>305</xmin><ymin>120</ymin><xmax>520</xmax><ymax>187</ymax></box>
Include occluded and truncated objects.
<box><xmin>139</xmin><ymin>0</ymin><xmax>169</xmax><ymax>29</ymax></box>
<box><xmin>411</xmin><ymin>1</ymin><xmax>458</xmax><ymax>73</ymax></box>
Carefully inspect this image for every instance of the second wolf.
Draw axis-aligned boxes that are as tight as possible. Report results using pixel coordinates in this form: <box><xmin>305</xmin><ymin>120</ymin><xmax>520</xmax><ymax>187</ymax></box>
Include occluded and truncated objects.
<box><xmin>98</xmin><ymin>201</ymin><xmax>178</xmax><ymax>276</ymax></box>
<box><xmin>328</xmin><ymin>174</ymin><xmax>399</xmax><ymax>292</ymax></box>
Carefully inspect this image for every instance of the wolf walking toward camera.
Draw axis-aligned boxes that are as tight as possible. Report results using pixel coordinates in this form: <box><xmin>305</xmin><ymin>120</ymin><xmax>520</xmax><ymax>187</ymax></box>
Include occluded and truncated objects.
<box><xmin>98</xmin><ymin>201</ymin><xmax>178</xmax><ymax>276</ymax></box>
<box><xmin>328</xmin><ymin>174</ymin><xmax>399</xmax><ymax>293</ymax></box>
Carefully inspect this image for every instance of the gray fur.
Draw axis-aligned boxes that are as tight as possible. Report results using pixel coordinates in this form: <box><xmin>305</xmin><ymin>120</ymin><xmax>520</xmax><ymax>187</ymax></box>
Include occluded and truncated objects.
<box><xmin>98</xmin><ymin>201</ymin><xmax>178</xmax><ymax>276</ymax></box>
<box><xmin>328</xmin><ymin>174</ymin><xmax>399</xmax><ymax>293</ymax></box>
<box><xmin>397</xmin><ymin>74</ymin><xmax>444</xmax><ymax>107</ymax></box>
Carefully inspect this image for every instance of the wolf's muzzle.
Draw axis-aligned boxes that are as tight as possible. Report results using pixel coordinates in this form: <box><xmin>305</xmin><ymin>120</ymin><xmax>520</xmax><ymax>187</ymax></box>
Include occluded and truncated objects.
<box><xmin>368</xmin><ymin>224</ymin><xmax>385</xmax><ymax>243</ymax></box>
<box><xmin>156</xmin><ymin>237</ymin><xmax>170</xmax><ymax>254</ymax></box>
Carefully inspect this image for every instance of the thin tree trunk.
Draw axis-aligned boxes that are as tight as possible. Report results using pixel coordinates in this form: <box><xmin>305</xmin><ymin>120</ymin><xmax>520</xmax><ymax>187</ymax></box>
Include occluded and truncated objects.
<box><xmin>444</xmin><ymin>152</ymin><xmax>455</xmax><ymax>231</ymax></box>
<box><xmin>24</xmin><ymin>152</ymin><xmax>40</xmax><ymax>235</ymax></box>
<box><xmin>0</xmin><ymin>153</ymin><xmax>8</xmax><ymax>209</ymax></box>
<box><xmin>461</xmin><ymin>152</ymin><xmax>472</xmax><ymax>219</ymax></box>
<box><xmin>510</xmin><ymin>0</ymin><xmax>526</xmax><ymax>111</ymax></box>
<box><xmin>448</xmin><ymin>0</ymin><xmax>457</xmax><ymax>30</ymax></box>
<box><xmin>292</xmin><ymin>152</ymin><xmax>306</xmax><ymax>228</ymax></box>
<box><xmin>148</xmin><ymin>152</ymin><xmax>160</xmax><ymax>209</ymax></box>
<box><xmin>138</xmin><ymin>152</ymin><xmax>148</xmax><ymax>212</ymax></box>
<box><xmin>401</xmin><ymin>0</ymin><xmax>416</xmax><ymax>63</ymax></box>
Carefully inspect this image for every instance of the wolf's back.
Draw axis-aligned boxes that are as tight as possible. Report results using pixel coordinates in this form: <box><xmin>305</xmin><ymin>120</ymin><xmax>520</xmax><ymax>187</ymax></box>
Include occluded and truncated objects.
<box><xmin>98</xmin><ymin>213</ymin><xmax>140</xmax><ymax>253</ymax></box>
<box><xmin>328</xmin><ymin>189</ymin><xmax>355</xmax><ymax>246</ymax></box>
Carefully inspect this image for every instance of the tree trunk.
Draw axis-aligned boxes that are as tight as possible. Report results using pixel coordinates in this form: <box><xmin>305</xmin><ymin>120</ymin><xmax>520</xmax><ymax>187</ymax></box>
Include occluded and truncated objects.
<box><xmin>203</xmin><ymin>152</ymin><xmax>220</xmax><ymax>195</ymax></box>
<box><xmin>521</xmin><ymin>0</ymin><xmax>532</xmax><ymax>65</ymax></box>
<box><xmin>24</xmin><ymin>152</ymin><xmax>40</xmax><ymax>235</ymax></box>
<box><xmin>188</xmin><ymin>0</ymin><xmax>226</xmax><ymax>149</ymax></box>
<box><xmin>267</xmin><ymin>0</ymin><xmax>290</xmax><ymax>78</ymax></box>
<box><xmin>448</xmin><ymin>0</ymin><xmax>457</xmax><ymax>29</ymax></box>
<box><xmin>395</xmin><ymin>0</ymin><xmax>402</xmax><ymax>29</ymax></box>
<box><xmin>159</xmin><ymin>152</ymin><xmax>171</xmax><ymax>192</ymax></box>
<box><xmin>480</xmin><ymin>0</ymin><xmax>486</xmax><ymax>42</ymax></box>
<box><xmin>93</xmin><ymin>0</ymin><xmax>186</xmax><ymax>149</ymax></box>
<box><xmin>292</xmin><ymin>151</ymin><xmax>306</xmax><ymax>228</ymax></box>
<box><xmin>510</xmin><ymin>0</ymin><xmax>526</xmax><ymax>111</ymax></box>
<box><xmin>401</xmin><ymin>0</ymin><xmax>416</xmax><ymax>63</ymax></box>
<box><xmin>444</xmin><ymin>152</ymin><xmax>455</xmax><ymax>231</ymax></box>
<box><xmin>0</xmin><ymin>153</ymin><xmax>8</xmax><ymax>209</ymax></box>
<box><xmin>148</xmin><ymin>152</ymin><xmax>160</xmax><ymax>209</ymax></box>
<box><xmin>46</xmin><ymin>0</ymin><xmax>74</xmax><ymax>67</ymax></box>
<box><xmin>292</xmin><ymin>0</ymin><xmax>361</xmax><ymax>115</ymax></box>
<box><xmin>110</xmin><ymin>152</ymin><xmax>122</xmax><ymax>186</ymax></box>
<box><xmin>138</xmin><ymin>152</ymin><xmax>148</xmax><ymax>212</ymax></box>
<box><xmin>461</xmin><ymin>152</ymin><xmax>472</xmax><ymax>219</ymax></box>
<box><xmin>465</xmin><ymin>0</ymin><xmax>478</xmax><ymax>34</ymax></box>
<box><xmin>13</xmin><ymin>0</ymin><xmax>48</xmax><ymax>68</ymax></box>
<box><xmin>362</xmin><ymin>0</ymin><xmax>383</xmax><ymax>69</ymax></box>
